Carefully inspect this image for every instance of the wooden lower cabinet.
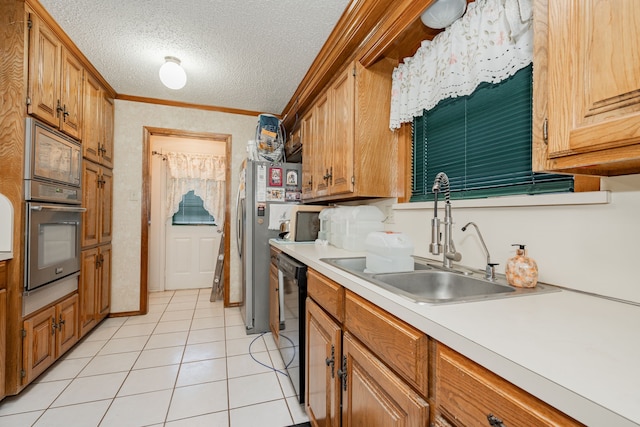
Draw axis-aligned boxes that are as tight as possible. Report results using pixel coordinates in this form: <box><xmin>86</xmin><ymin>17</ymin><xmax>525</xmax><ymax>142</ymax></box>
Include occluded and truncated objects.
<box><xmin>342</xmin><ymin>332</ymin><xmax>429</xmax><ymax>427</ymax></box>
<box><xmin>80</xmin><ymin>244</ymin><xmax>111</xmax><ymax>337</ymax></box>
<box><xmin>435</xmin><ymin>343</ymin><xmax>583</xmax><ymax>427</ymax></box>
<box><xmin>304</xmin><ymin>267</ymin><xmax>585</xmax><ymax>427</ymax></box>
<box><xmin>305</xmin><ymin>269</ymin><xmax>429</xmax><ymax>427</ymax></box>
<box><xmin>306</xmin><ymin>297</ymin><xmax>342</xmax><ymax>427</ymax></box>
<box><xmin>22</xmin><ymin>293</ymin><xmax>79</xmax><ymax>385</ymax></box>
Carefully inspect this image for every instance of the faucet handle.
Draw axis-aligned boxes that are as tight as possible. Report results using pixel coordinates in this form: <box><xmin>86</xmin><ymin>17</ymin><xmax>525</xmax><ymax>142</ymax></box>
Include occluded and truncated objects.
<box><xmin>486</xmin><ymin>263</ymin><xmax>499</xmax><ymax>281</ymax></box>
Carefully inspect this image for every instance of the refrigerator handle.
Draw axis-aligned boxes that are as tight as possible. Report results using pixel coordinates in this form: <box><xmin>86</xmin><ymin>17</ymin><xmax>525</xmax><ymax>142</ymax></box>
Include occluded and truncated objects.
<box><xmin>235</xmin><ymin>185</ymin><xmax>243</xmax><ymax>258</ymax></box>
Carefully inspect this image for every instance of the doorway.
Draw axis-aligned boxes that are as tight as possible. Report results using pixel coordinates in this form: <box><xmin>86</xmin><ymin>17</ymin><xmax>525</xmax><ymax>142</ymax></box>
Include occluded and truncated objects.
<box><xmin>149</xmin><ymin>135</ymin><xmax>224</xmax><ymax>291</ymax></box>
<box><xmin>140</xmin><ymin>128</ymin><xmax>232</xmax><ymax>313</ymax></box>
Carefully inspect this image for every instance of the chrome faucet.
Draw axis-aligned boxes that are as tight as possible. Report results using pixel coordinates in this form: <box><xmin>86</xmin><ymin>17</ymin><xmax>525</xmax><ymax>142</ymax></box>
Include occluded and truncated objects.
<box><xmin>461</xmin><ymin>222</ymin><xmax>498</xmax><ymax>281</ymax></box>
<box><xmin>430</xmin><ymin>172</ymin><xmax>461</xmax><ymax>269</ymax></box>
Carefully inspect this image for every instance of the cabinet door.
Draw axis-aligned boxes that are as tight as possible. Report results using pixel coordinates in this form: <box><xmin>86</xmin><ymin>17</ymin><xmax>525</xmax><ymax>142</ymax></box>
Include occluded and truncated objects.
<box><xmin>56</xmin><ymin>294</ymin><xmax>79</xmax><ymax>355</ymax></box>
<box><xmin>269</xmin><ymin>262</ymin><xmax>280</xmax><ymax>340</ymax></box>
<box><xmin>82</xmin><ymin>73</ymin><xmax>102</xmax><ymax>163</ymax></box>
<box><xmin>101</xmin><ymin>94</ymin><xmax>115</xmax><ymax>168</ymax></box>
<box><xmin>314</xmin><ymin>93</ymin><xmax>331</xmax><ymax>198</ymax></box>
<box><xmin>544</xmin><ymin>0</ymin><xmax>640</xmax><ymax>171</ymax></box>
<box><xmin>80</xmin><ymin>247</ymin><xmax>98</xmax><ymax>336</ymax></box>
<box><xmin>82</xmin><ymin>160</ymin><xmax>100</xmax><ymax>247</ymax></box>
<box><xmin>59</xmin><ymin>49</ymin><xmax>83</xmax><ymax>139</ymax></box>
<box><xmin>0</xmin><ymin>289</ymin><xmax>6</xmax><ymax>400</ymax></box>
<box><xmin>329</xmin><ymin>67</ymin><xmax>355</xmax><ymax>195</ymax></box>
<box><xmin>301</xmin><ymin>109</ymin><xmax>315</xmax><ymax>200</ymax></box>
<box><xmin>23</xmin><ymin>306</ymin><xmax>57</xmax><ymax>384</ymax></box>
<box><xmin>27</xmin><ymin>13</ymin><xmax>61</xmax><ymax>127</ymax></box>
<box><xmin>306</xmin><ymin>298</ymin><xmax>342</xmax><ymax>427</ymax></box>
<box><xmin>97</xmin><ymin>245</ymin><xmax>111</xmax><ymax>319</ymax></box>
<box><xmin>100</xmin><ymin>167</ymin><xmax>113</xmax><ymax>243</ymax></box>
<box><xmin>344</xmin><ymin>291</ymin><xmax>428</xmax><ymax>396</ymax></box>
<box><xmin>341</xmin><ymin>333</ymin><xmax>429</xmax><ymax>427</ymax></box>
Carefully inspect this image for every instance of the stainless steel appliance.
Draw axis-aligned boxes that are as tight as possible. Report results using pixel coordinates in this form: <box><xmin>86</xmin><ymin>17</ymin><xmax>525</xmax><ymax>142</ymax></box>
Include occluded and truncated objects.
<box><xmin>237</xmin><ymin>159</ymin><xmax>302</xmax><ymax>334</ymax></box>
<box><xmin>25</xmin><ymin>203</ymin><xmax>83</xmax><ymax>292</ymax></box>
<box><xmin>24</xmin><ymin>117</ymin><xmax>82</xmax><ymax>204</ymax></box>
<box><xmin>276</xmin><ymin>252</ymin><xmax>307</xmax><ymax>403</ymax></box>
<box><xmin>23</xmin><ymin>118</ymin><xmax>84</xmax><ymax>316</ymax></box>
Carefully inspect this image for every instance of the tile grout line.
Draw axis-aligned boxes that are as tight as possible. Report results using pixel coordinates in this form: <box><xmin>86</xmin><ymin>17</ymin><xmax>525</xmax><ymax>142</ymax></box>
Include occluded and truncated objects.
<box><xmin>97</xmin><ymin>290</ymin><xmax>175</xmax><ymax>426</ymax></box>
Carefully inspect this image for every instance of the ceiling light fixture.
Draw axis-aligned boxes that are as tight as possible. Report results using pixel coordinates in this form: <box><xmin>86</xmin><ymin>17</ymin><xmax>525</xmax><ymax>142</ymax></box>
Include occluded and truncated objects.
<box><xmin>159</xmin><ymin>56</ymin><xmax>187</xmax><ymax>90</ymax></box>
<box><xmin>420</xmin><ymin>0</ymin><xmax>467</xmax><ymax>29</ymax></box>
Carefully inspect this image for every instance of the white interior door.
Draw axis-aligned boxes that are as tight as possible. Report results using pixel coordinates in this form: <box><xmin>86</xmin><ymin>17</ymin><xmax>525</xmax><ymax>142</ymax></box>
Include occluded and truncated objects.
<box><xmin>149</xmin><ymin>135</ymin><xmax>226</xmax><ymax>292</ymax></box>
<box><xmin>165</xmin><ymin>224</ymin><xmax>221</xmax><ymax>290</ymax></box>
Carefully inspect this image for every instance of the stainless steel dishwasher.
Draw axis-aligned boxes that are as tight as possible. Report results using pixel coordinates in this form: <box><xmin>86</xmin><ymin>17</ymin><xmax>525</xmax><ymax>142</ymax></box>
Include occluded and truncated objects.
<box><xmin>276</xmin><ymin>252</ymin><xmax>307</xmax><ymax>404</ymax></box>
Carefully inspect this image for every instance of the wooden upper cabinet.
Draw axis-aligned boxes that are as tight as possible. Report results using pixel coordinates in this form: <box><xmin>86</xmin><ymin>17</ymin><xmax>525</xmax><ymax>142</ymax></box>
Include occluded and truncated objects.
<box><xmin>27</xmin><ymin>14</ymin><xmax>61</xmax><ymax>128</ymax></box>
<box><xmin>82</xmin><ymin>76</ymin><xmax>114</xmax><ymax>167</ymax></box>
<box><xmin>314</xmin><ymin>93</ymin><xmax>331</xmax><ymax>199</ymax></box>
<box><xmin>533</xmin><ymin>0</ymin><xmax>640</xmax><ymax>175</ymax></box>
<box><xmin>83</xmin><ymin>73</ymin><xmax>102</xmax><ymax>163</ymax></box>
<box><xmin>301</xmin><ymin>109</ymin><xmax>315</xmax><ymax>199</ymax></box>
<box><xmin>27</xmin><ymin>11</ymin><xmax>84</xmax><ymax>140</ymax></box>
<box><xmin>101</xmin><ymin>93</ymin><xmax>115</xmax><ymax>168</ymax></box>
<box><xmin>59</xmin><ymin>48</ymin><xmax>83</xmax><ymax>139</ymax></box>
<box><xmin>329</xmin><ymin>67</ymin><xmax>355</xmax><ymax>196</ymax></box>
<box><xmin>301</xmin><ymin>58</ymin><xmax>400</xmax><ymax>202</ymax></box>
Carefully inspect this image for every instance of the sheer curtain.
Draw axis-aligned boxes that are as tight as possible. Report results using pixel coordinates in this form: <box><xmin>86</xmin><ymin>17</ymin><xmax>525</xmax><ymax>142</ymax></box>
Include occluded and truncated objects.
<box><xmin>389</xmin><ymin>0</ymin><xmax>533</xmax><ymax>130</ymax></box>
<box><xmin>164</xmin><ymin>152</ymin><xmax>226</xmax><ymax>225</ymax></box>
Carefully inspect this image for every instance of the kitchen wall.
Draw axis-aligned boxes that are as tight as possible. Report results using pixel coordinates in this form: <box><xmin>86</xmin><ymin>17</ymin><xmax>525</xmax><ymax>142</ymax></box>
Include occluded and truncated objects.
<box><xmin>387</xmin><ymin>174</ymin><xmax>640</xmax><ymax>305</ymax></box>
<box><xmin>112</xmin><ymin>100</ymin><xmax>256</xmax><ymax>313</ymax></box>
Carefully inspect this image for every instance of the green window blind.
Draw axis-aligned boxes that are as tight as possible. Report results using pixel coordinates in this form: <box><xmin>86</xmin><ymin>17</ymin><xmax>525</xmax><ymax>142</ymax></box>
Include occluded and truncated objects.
<box><xmin>172</xmin><ymin>190</ymin><xmax>217</xmax><ymax>225</ymax></box>
<box><xmin>412</xmin><ymin>64</ymin><xmax>573</xmax><ymax>202</ymax></box>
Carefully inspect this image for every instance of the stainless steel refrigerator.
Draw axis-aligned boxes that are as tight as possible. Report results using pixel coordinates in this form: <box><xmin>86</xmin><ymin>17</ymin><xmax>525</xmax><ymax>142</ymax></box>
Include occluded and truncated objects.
<box><xmin>237</xmin><ymin>159</ymin><xmax>302</xmax><ymax>334</ymax></box>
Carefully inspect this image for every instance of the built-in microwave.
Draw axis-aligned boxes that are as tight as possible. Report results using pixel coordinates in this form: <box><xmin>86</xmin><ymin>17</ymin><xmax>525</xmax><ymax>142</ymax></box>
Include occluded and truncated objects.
<box><xmin>24</xmin><ymin>117</ymin><xmax>82</xmax><ymax>204</ymax></box>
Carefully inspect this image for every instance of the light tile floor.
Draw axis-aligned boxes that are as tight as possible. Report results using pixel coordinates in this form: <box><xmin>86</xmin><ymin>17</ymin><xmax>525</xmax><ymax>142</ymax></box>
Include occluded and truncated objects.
<box><xmin>0</xmin><ymin>289</ymin><xmax>310</xmax><ymax>427</ymax></box>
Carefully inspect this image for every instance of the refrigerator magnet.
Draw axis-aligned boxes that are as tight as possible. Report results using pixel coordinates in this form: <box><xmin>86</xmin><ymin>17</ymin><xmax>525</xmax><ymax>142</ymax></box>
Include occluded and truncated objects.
<box><xmin>286</xmin><ymin>169</ymin><xmax>298</xmax><ymax>186</ymax></box>
<box><xmin>286</xmin><ymin>191</ymin><xmax>301</xmax><ymax>201</ymax></box>
<box><xmin>269</xmin><ymin>167</ymin><xmax>282</xmax><ymax>186</ymax></box>
<box><xmin>267</xmin><ymin>188</ymin><xmax>285</xmax><ymax>201</ymax></box>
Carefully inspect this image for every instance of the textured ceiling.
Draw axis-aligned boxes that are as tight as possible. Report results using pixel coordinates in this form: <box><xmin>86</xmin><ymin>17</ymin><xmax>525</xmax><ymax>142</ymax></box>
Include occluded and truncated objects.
<box><xmin>38</xmin><ymin>0</ymin><xmax>351</xmax><ymax>115</ymax></box>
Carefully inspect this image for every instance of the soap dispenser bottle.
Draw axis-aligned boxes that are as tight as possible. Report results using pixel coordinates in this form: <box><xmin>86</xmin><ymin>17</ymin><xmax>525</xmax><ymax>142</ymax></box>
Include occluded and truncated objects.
<box><xmin>505</xmin><ymin>244</ymin><xmax>538</xmax><ymax>288</ymax></box>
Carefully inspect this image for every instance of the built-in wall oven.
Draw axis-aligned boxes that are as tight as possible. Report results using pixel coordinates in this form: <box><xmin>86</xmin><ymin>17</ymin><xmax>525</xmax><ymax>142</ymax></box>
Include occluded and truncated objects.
<box><xmin>276</xmin><ymin>252</ymin><xmax>307</xmax><ymax>404</ymax></box>
<box><xmin>23</xmin><ymin>118</ymin><xmax>84</xmax><ymax>316</ymax></box>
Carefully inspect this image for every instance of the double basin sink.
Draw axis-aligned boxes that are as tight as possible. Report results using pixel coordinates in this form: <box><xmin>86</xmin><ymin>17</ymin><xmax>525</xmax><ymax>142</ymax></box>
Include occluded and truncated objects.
<box><xmin>321</xmin><ymin>257</ymin><xmax>557</xmax><ymax>305</ymax></box>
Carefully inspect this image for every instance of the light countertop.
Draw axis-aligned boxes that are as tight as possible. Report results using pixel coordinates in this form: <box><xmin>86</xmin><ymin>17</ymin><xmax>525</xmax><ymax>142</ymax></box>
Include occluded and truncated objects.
<box><xmin>271</xmin><ymin>240</ymin><xmax>640</xmax><ymax>427</ymax></box>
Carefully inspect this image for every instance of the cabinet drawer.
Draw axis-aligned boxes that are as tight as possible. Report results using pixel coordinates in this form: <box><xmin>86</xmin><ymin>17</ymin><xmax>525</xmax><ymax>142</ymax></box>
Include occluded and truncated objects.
<box><xmin>436</xmin><ymin>344</ymin><xmax>583</xmax><ymax>427</ymax></box>
<box><xmin>345</xmin><ymin>290</ymin><xmax>428</xmax><ymax>397</ymax></box>
<box><xmin>307</xmin><ymin>269</ymin><xmax>344</xmax><ymax>322</ymax></box>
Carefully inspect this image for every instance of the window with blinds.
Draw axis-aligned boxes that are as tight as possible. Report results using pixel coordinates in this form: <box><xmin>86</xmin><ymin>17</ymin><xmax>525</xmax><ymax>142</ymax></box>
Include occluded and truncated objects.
<box><xmin>411</xmin><ymin>64</ymin><xmax>573</xmax><ymax>202</ymax></box>
<box><xmin>172</xmin><ymin>190</ymin><xmax>216</xmax><ymax>225</ymax></box>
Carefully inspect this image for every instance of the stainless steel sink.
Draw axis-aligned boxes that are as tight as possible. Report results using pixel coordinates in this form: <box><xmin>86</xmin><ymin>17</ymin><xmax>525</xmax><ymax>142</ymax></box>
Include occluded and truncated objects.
<box><xmin>320</xmin><ymin>257</ymin><xmax>558</xmax><ymax>304</ymax></box>
<box><xmin>323</xmin><ymin>256</ymin><xmax>431</xmax><ymax>274</ymax></box>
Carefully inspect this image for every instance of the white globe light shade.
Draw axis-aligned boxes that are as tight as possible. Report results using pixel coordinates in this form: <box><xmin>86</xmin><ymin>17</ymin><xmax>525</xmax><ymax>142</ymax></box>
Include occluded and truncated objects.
<box><xmin>159</xmin><ymin>57</ymin><xmax>187</xmax><ymax>90</ymax></box>
<box><xmin>420</xmin><ymin>0</ymin><xmax>467</xmax><ymax>29</ymax></box>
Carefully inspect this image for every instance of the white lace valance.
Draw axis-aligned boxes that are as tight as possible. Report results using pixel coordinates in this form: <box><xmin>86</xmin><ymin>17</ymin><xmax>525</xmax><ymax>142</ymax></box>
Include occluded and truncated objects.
<box><xmin>165</xmin><ymin>152</ymin><xmax>226</xmax><ymax>225</ymax></box>
<box><xmin>389</xmin><ymin>0</ymin><xmax>533</xmax><ymax>130</ymax></box>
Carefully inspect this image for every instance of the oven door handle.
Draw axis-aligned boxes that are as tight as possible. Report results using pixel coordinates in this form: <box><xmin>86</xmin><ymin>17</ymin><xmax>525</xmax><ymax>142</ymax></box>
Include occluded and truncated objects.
<box><xmin>30</xmin><ymin>205</ymin><xmax>87</xmax><ymax>213</ymax></box>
